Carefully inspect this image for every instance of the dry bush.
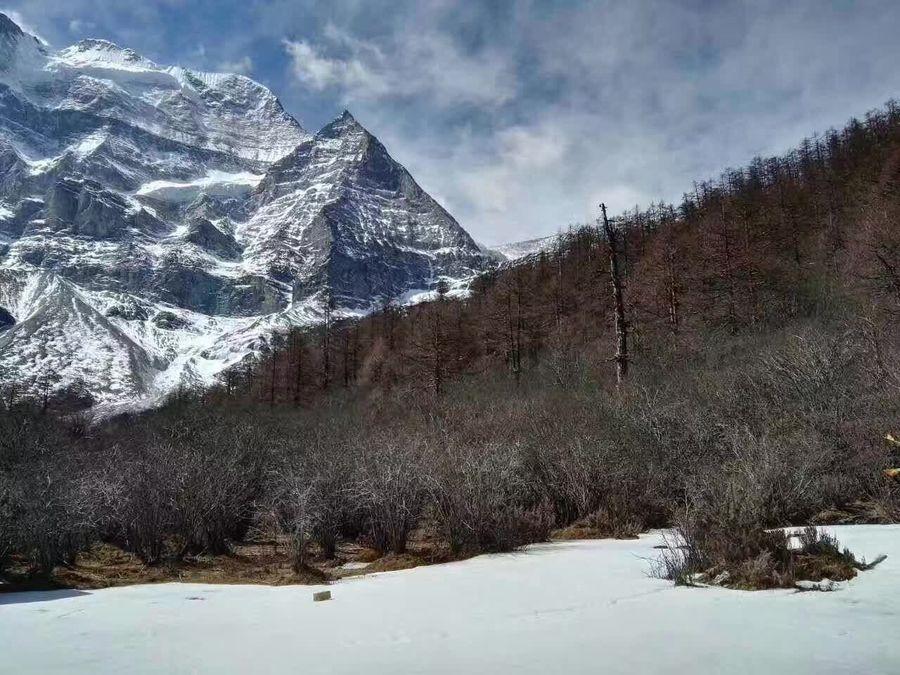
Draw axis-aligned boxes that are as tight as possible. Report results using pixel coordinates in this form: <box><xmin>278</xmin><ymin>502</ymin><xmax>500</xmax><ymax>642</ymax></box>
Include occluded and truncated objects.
<box><xmin>0</xmin><ymin>473</ymin><xmax>13</xmax><ymax>574</ymax></box>
<box><xmin>791</xmin><ymin>526</ymin><xmax>861</xmax><ymax>582</ymax></box>
<box><xmin>97</xmin><ymin>445</ymin><xmax>178</xmax><ymax>564</ymax></box>
<box><xmin>426</xmin><ymin>443</ymin><xmax>552</xmax><ymax>555</ymax></box>
<box><xmin>0</xmin><ymin>401</ymin><xmax>100</xmax><ymax>576</ymax></box>
<box><xmin>267</xmin><ymin>468</ymin><xmax>314</xmax><ymax>571</ymax></box>
<box><xmin>866</xmin><ymin>476</ymin><xmax>900</xmax><ymax>522</ymax></box>
<box><xmin>516</xmin><ymin>393</ymin><xmax>671</xmax><ymax>533</ymax></box>
<box><xmin>165</xmin><ymin>410</ymin><xmax>272</xmax><ymax>554</ymax></box>
<box><xmin>658</xmin><ymin>473</ymin><xmax>867</xmax><ymax>589</ymax></box>
<box><xmin>561</xmin><ymin>504</ymin><xmax>646</xmax><ymax>540</ymax></box>
<box><xmin>306</xmin><ymin>441</ymin><xmax>367</xmax><ymax>556</ymax></box>
<box><xmin>354</xmin><ymin>441</ymin><xmax>425</xmax><ymax>555</ymax></box>
<box><xmin>95</xmin><ymin>407</ymin><xmax>274</xmax><ymax>562</ymax></box>
<box><xmin>266</xmin><ymin>445</ymin><xmax>361</xmax><ymax>569</ymax></box>
<box><xmin>172</xmin><ymin>445</ymin><xmax>264</xmax><ymax>555</ymax></box>
<box><xmin>5</xmin><ymin>457</ymin><xmax>99</xmax><ymax>575</ymax></box>
<box><xmin>720</xmin><ymin>431</ymin><xmax>835</xmax><ymax>525</ymax></box>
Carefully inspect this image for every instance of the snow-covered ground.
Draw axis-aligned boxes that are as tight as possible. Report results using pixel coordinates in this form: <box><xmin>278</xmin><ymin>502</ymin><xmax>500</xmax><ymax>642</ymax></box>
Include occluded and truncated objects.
<box><xmin>1</xmin><ymin>526</ymin><xmax>897</xmax><ymax>674</ymax></box>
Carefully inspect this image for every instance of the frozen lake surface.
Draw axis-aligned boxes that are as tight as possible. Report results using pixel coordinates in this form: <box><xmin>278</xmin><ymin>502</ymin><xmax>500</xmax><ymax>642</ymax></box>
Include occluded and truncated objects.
<box><xmin>1</xmin><ymin>525</ymin><xmax>898</xmax><ymax>674</ymax></box>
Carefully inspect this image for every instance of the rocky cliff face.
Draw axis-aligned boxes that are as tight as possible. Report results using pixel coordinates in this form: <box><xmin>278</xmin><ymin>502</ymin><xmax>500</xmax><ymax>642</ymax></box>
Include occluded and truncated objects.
<box><xmin>0</xmin><ymin>15</ymin><xmax>487</xmax><ymax>407</ymax></box>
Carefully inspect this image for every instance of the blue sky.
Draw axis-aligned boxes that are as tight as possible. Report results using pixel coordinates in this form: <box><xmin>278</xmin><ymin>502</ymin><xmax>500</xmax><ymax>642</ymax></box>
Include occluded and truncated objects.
<box><xmin>4</xmin><ymin>1</ymin><xmax>900</xmax><ymax>244</ymax></box>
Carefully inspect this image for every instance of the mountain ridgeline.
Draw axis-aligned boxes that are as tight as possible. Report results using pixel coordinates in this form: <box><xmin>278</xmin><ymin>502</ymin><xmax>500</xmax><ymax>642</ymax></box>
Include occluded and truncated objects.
<box><xmin>0</xmin><ymin>14</ymin><xmax>486</xmax><ymax>406</ymax></box>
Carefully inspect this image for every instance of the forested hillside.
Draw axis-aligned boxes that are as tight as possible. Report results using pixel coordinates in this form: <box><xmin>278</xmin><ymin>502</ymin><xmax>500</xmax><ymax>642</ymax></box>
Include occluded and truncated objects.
<box><xmin>2</xmin><ymin>103</ymin><xmax>898</xmax><ymax>590</ymax></box>
<box><xmin>220</xmin><ymin>101</ymin><xmax>900</xmax><ymax>403</ymax></box>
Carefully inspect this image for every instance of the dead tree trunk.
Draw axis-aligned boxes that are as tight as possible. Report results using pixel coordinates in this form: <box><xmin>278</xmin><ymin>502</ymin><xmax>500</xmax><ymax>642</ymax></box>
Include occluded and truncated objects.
<box><xmin>269</xmin><ymin>350</ymin><xmax>277</xmax><ymax>407</ymax></box>
<box><xmin>601</xmin><ymin>203</ymin><xmax>629</xmax><ymax>385</ymax></box>
<box><xmin>321</xmin><ymin>292</ymin><xmax>333</xmax><ymax>390</ymax></box>
<box><xmin>665</xmin><ymin>242</ymin><xmax>680</xmax><ymax>333</ymax></box>
<box><xmin>292</xmin><ymin>330</ymin><xmax>304</xmax><ymax>406</ymax></box>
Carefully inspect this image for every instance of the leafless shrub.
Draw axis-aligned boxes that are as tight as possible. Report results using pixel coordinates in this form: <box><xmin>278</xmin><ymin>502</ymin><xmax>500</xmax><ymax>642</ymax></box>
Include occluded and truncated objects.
<box><xmin>652</xmin><ymin>528</ymin><xmax>705</xmax><ymax>586</ymax></box>
<box><xmin>541</xmin><ymin>333</ymin><xmax>591</xmax><ymax>389</ymax></box>
<box><xmin>657</xmin><ymin>481</ymin><xmax>866</xmax><ymax>589</ymax></box>
<box><xmin>354</xmin><ymin>442</ymin><xmax>425</xmax><ymax>555</ymax></box>
<box><xmin>265</xmin><ymin>446</ymin><xmax>360</xmax><ymax>569</ymax></box>
<box><xmin>100</xmin><ymin>444</ymin><xmax>178</xmax><ymax>564</ymax></box>
<box><xmin>92</xmin><ymin>407</ymin><xmax>273</xmax><ymax>562</ymax></box>
<box><xmin>172</xmin><ymin>445</ymin><xmax>262</xmax><ymax>555</ymax></box>
<box><xmin>720</xmin><ymin>430</ymin><xmax>835</xmax><ymax>525</ymax></box>
<box><xmin>0</xmin><ymin>473</ymin><xmax>13</xmax><ymax>573</ymax></box>
<box><xmin>6</xmin><ymin>457</ymin><xmax>99</xmax><ymax>575</ymax></box>
<box><xmin>268</xmin><ymin>468</ymin><xmax>315</xmax><ymax>571</ymax></box>
<box><xmin>427</xmin><ymin>443</ymin><xmax>552</xmax><ymax>555</ymax></box>
<box><xmin>307</xmin><ymin>455</ymin><xmax>362</xmax><ymax>558</ymax></box>
<box><xmin>519</xmin><ymin>401</ymin><xmax>669</xmax><ymax>533</ymax></box>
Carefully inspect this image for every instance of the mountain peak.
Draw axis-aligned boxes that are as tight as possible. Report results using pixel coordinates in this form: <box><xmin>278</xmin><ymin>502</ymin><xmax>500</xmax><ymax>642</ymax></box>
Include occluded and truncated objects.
<box><xmin>0</xmin><ymin>12</ymin><xmax>48</xmax><ymax>72</ymax></box>
<box><xmin>0</xmin><ymin>23</ymin><xmax>483</xmax><ymax>408</ymax></box>
<box><xmin>60</xmin><ymin>38</ymin><xmax>153</xmax><ymax>68</ymax></box>
<box><xmin>0</xmin><ymin>13</ymin><xmax>25</xmax><ymax>39</ymax></box>
<box><xmin>318</xmin><ymin>109</ymin><xmax>367</xmax><ymax>139</ymax></box>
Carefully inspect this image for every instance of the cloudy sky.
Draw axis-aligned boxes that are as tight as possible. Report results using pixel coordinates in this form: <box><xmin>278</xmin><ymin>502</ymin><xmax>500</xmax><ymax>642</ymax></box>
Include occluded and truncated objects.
<box><xmin>4</xmin><ymin>1</ymin><xmax>900</xmax><ymax>244</ymax></box>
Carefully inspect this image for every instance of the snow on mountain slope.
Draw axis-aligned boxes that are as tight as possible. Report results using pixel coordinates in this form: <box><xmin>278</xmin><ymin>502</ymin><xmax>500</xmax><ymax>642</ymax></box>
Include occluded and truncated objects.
<box><xmin>1</xmin><ymin>28</ymin><xmax>308</xmax><ymax>163</ymax></box>
<box><xmin>240</xmin><ymin>110</ymin><xmax>484</xmax><ymax>307</ymax></box>
<box><xmin>136</xmin><ymin>171</ymin><xmax>264</xmax><ymax>203</ymax></box>
<box><xmin>490</xmin><ymin>234</ymin><xmax>560</xmax><ymax>261</ymax></box>
<box><xmin>0</xmin><ymin>15</ymin><xmax>488</xmax><ymax>407</ymax></box>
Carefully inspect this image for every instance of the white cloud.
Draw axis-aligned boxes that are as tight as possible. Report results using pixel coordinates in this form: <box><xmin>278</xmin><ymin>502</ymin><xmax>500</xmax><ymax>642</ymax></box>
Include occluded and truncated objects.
<box><xmin>322</xmin><ymin>0</ymin><xmax>900</xmax><ymax>245</ymax></box>
<box><xmin>374</xmin><ymin>111</ymin><xmax>670</xmax><ymax>245</ymax></box>
<box><xmin>284</xmin><ymin>39</ymin><xmax>388</xmax><ymax>96</ymax></box>
<box><xmin>219</xmin><ymin>55</ymin><xmax>254</xmax><ymax>76</ymax></box>
<box><xmin>283</xmin><ymin>23</ymin><xmax>515</xmax><ymax>107</ymax></box>
<box><xmin>67</xmin><ymin>18</ymin><xmax>95</xmax><ymax>34</ymax></box>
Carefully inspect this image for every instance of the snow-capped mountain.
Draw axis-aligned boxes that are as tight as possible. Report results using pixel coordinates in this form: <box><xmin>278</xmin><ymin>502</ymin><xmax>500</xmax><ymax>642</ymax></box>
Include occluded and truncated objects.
<box><xmin>0</xmin><ymin>15</ymin><xmax>486</xmax><ymax>407</ymax></box>
<box><xmin>488</xmin><ymin>234</ymin><xmax>560</xmax><ymax>261</ymax></box>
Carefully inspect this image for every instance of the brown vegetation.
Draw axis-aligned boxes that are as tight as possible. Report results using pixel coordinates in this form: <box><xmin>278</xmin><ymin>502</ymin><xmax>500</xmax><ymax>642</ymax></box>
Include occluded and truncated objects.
<box><xmin>2</xmin><ymin>102</ymin><xmax>900</xmax><ymax>591</ymax></box>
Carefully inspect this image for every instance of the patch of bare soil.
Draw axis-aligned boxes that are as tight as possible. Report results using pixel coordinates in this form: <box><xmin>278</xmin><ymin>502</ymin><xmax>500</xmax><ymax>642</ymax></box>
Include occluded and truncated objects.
<box><xmin>811</xmin><ymin>499</ymin><xmax>898</xmax><ymax>525</ymax></box>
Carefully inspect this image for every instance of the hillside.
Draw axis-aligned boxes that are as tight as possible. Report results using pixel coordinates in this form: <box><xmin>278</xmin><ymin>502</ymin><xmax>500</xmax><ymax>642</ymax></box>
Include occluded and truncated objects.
<box><xmin>222</xmin><ymin>101</ymin><xmax>900</xmax><ymax>405</ymax></box>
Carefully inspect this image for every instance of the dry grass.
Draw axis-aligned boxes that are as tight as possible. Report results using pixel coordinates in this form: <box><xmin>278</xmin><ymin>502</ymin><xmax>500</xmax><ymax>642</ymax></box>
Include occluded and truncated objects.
<box><xmin>656</xmin><ymin>525</ymin><xmax>873</xmax><ymax>590</ymax></box>
<box><xmin>810</xmin><ymin>499</ymin><xmax>897</xmax><ymax>525</ymax></box>
<box><xmin>552</xmin><ymin>508</ymin><xmax>642</xmax><ymax>541</ymax></box>
<box><xmin>0</xmin><ymin>522</ymin><xmax>461</xmax><ymax>592</ymax></box>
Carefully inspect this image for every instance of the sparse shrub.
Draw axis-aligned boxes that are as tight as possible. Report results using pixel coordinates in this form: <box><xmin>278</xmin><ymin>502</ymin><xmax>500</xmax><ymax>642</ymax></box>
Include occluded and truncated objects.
<box><xmin>565</xmin><ymin>505</ymin><xmax>646</xmax><ymax>540</ymax></box>
<box><xmin>269</xmin><ymin>468</ymin><xmax>315</xmax><ymax>571</ymax></box>
<box><xmin>307</xmin><ymin>454</ymin><xmax>361</xmax><ymax>558</ymax></box>
<box><xmin>520</xmin><ymin>402</ymin><xmax>668</xmax><ymax>534</ymax></box>
<box><xmin>868</xmin><ymin>477</ymin><xmax>900</xmax><ymax>522</ymax></box>
<box><xmin>355</xmin><ymin>442</ymin><xmax>425</xmax><ymax>555</ymax></box>
<box><xmin>102</xmin><ymin>444</ymin><xmax>178</xmax><ymax>564</ymax></box>
<box><xmin>792</xmin><ymin>526</ymin><xmax>861</xmax><ymax>582</ymax></box>
<box><xmin>7</xmin><ymin>457</ymin><xmax>99</xmax><ymax>575</ymax></box>
<box><xmin>266</xmin><ymin>445</ymin><xmax>360</xmax><ymax>569</ymax></box>
<box><xmin>0</xmin><ymin>473</ymin><xmax>13</xmax><ymax>574</ymax></box>
<box><xmin>172</xmin><ymin>444</ymin><xmax>262</xmax><ymax>555</ymax></box>
<box><xmin>657</xmin><ymin>497</ymin><xmax>867</xmax><ymax>589</ymax></box>
<box><xmin>427</xmin><ymin>444</ymin><xmax>552</xmax><ymax>555</ymax></box>
<box><xmin>95</xmin><ymin>407</ymin><xmax>274</xmax><ymax>562</ymax></box>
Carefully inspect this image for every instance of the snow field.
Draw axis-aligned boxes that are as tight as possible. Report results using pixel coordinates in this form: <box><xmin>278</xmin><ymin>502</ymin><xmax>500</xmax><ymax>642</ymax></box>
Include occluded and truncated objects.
<box><xmin>1</xmin><ymin>525</ymin><xmax>897</xmax><ymax>674</ymax></box>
